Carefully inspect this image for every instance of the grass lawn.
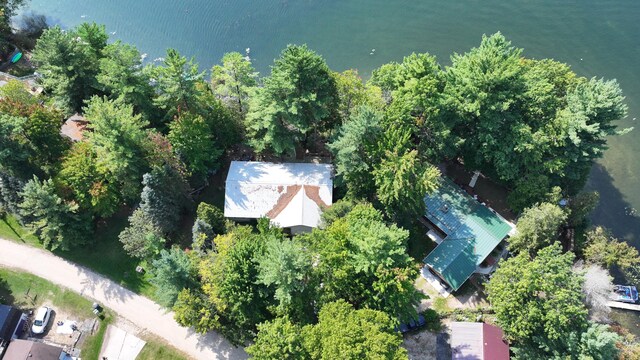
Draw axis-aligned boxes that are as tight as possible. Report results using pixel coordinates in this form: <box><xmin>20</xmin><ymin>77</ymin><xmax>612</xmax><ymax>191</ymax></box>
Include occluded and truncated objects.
<box><xmin>0</xmin><ymin>268</ymin><xmax>95</xmax><ymax>318</ymax></box>
<box><xmin>138</xmin><ymin>334</ymin><xmax>190</xmax><ymax>360</ymax></box>
<box><xmin>81</xmin><ymin>311</ymin><xmax>114</xmax><ymax>359</ymax></box>
<box><xmin>0</xmin><ymin>213</ymin><xmax>156</xmax><ymax>299</ymax></box>
<box><xmin>0</xmin><ymin>267</ymin><xmax>114</xmax><ymax>358</ymax></box>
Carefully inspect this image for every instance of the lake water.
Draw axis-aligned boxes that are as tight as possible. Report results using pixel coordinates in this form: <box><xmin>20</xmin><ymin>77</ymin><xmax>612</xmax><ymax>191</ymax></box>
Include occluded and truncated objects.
<box><xmin>25</xmin><ymin>0</ymin><xmax>640</xmax><ymax>331</ymax></box>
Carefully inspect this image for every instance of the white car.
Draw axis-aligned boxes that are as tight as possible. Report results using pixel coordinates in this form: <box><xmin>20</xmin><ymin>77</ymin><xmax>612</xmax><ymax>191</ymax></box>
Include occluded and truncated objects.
<box><xmin>31</xmin><ymin>306</ymin><xmax>51</xmax><ymax>334</ymax></box>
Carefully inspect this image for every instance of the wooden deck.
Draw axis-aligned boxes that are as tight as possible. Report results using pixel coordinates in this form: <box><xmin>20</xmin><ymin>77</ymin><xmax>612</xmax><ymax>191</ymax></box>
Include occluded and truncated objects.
<box><xmin>607</xmin><ymin>301</ymin><xmax>640</xmax><ymax>311</ymax></box>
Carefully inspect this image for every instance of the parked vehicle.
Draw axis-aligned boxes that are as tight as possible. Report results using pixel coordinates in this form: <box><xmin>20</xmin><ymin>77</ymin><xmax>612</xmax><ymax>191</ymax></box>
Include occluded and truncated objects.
<box><xmin>31</xmin><ymin>306</ymin><xmax>51</xmax><ymax>334</ymax></box>
<box><xmin>611</xmin><ymin>285</ymin><xmax>639</xmax><ymax>304</ymax></box>
<box><xmin>396</xmin><ymin>314</ymin><xmax>427</xmax><ymax>334</ymax></box>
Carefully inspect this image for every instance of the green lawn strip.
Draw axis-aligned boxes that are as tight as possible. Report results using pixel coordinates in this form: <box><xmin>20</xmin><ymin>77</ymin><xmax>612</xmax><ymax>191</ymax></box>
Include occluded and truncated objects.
<box><xmin>0</xmin><ymin>214</ymin><xmax>39</xmax><ymax>246</ymax></box>
<box><xmin>81</xmin><ymin>311</ymin><xmax>114</xmax><ymax>359</ymax></box>
<box><xmin>0</xmin><ymin>268</ymin><xmax>94</xmax><ymax>318</ymax></box>
<box><xmin>1</xmin><ymin>213</ymin><xmax>157</xmax><ymax>299</ymax></box>
<box><xmin>138</xmin><ymin>333</ymin><xmax>191</xmax><ymax>360</ymax></box>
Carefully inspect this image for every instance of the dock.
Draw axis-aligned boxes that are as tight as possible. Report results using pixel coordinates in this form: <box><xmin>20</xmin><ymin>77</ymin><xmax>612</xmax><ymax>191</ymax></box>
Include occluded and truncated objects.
<box><xmin>607</xmin><ymin>301</ymin><xmax>640</xmax><ymax>311</ymax></box>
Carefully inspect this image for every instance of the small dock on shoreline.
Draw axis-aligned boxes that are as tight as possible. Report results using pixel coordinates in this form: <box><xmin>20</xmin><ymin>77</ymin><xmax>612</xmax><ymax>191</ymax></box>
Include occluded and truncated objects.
<box><xmin>607</xmin><ymin>301</ymin><xmax>640</xmax><ymax>311</ymax></box>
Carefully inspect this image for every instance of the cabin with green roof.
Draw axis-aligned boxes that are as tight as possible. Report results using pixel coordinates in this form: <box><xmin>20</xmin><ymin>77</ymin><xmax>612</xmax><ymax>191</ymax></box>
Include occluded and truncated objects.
<box><xmin>422</xmin><ymin>178</ymin><xmax>514</xmax><ymax>292</ymax></box>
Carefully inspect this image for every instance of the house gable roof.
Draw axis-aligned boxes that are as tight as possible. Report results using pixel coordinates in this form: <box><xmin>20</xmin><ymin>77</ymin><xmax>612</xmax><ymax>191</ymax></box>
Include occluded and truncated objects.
<box><xmin>423</xmin><ymin>178</ymin><xmax>512</xmax><ymax>290</ymax></box>
<box><xmin>224</xmin><ymin>161</ymin><xmax>333</xmax><ymax>228</ymax></box>
<box><xmin>450</xmin><ymin>322</ymin><xmax>509</xmax><ymax>360</ymax></box>
<box><xmin>3</xmin><ymin>339</ymin><xmax>64</xmax><ymax>360</ymax></box>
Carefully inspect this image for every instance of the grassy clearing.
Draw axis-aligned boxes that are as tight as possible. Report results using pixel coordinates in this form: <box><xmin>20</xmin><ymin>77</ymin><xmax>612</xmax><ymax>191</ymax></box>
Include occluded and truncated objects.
<box><xmin>0</xmin><ymin>267</ymin><xmax>94</xmax><ymax>318</ymax></box>
<box><xmin>138</xmin><ymin>334</ymin><xmax>191</xmax><ymax>360</ymax></box>
<box><xmin>432</xmin><ymin>296</ymin><xmax>452</xmax><ymax>314</ymax></box>
<box><xmin>0</xmin><ymin>213</ymin><xmax>156</xmax><ymax>299</ymax></box>
<box><xmin>81</xmin><ymin>311</ymin><xmax>114</xmax><ymax>359</ymax></box>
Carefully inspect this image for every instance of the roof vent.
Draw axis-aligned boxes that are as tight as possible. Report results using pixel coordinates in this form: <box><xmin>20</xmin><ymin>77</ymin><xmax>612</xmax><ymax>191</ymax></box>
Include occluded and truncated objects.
<box><xmin>440</xmin><ymin>204</ymin><xmax>449</xmax><ymax>213</ymax></box>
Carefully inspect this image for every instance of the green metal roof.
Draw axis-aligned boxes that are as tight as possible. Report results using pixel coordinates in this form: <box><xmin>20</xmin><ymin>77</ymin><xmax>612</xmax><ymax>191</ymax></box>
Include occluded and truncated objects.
<box><xmin>423</xmin><ymin>178</ymin><xmax>512</xmax><ymax>291</ymax></box>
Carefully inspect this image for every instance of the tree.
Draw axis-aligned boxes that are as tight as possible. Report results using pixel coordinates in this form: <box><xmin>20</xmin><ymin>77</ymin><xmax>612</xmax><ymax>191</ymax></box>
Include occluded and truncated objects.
<box><xmin>84</xmin><ymin>96</ymin><xmax>149</xmax><ymax>201</ymax></box>
<box><xmin>508</xmin><ymin>202</ymin><xmax>567</xmax><ymax>255</ymax></box>
<box><xmin>196</xmin><ymin>202</ymin><xmax>226</xmax><ymax>235</ymax></box>
<box><xmin>256</xmin><ymin>236</ymin><xmax>312</xmax><ymax>319</ymax></box>
<box><xmin>210</xmin><ymin>52</ymin><xmax>258</xmax><ymax>115</ymax></box>
<box><xmin>97</xmin><ymin>41</ymin><xmax>156</xmax><ymax>119</ymax></box>
<box><xmin>31</xmin><ymin>24</ymin><xmax>105</xmax><ymax>112</ymax></box>
<box><xmin>302</xmin><ymin>300</ymin><xmax>407</xmax><ymax>360</ymax></box>
<box><xmin>0</xmin><ymin>0</ymin><xmax>26</xmax><ymax>35</ymax></box>
<box><xmin>246</xmin><ymin>44</ymin><xmax>339</xmax><ymax>156</ymax></box>
<box><xmin>19</xmin><ymin>176</ymin><xmax>90</xmax><ymax>250</ymax></box>
<box><xmin>578</xmin><ymin>323</ymin><xmax>620</xmax><ymax>360</ymax></box>
<box><xmin>167</xmin><ymin>112</ymin><xmax>222</xmax><ymax>177</ymax></box>
<box><xmin>559</xmin><ymin>78</ymin><xmax>629</xmax><ymax>190</ymax></box>
<box><xmin>373</xmin><ymin>126</ymin><xmax>440</xmax><ymax>219</ymax></box>
<box><xmin>328</xmin><ymin>105</ymin><xmax>383</xmax><ymax>198</ymax></box>
<box><xmin>0</xmin><ymin>91</ymin><xmax>69</xmax><ymax>177</ymax></box>
<box><xmin>583</xmin><ymin>226</ymin><xmax>639</xmax><ymax>269</ymax></box>
<box><xmin>333</xmin><ymin>69</ymin><xmax>384</xmax><ymax>120</ymax></box>
<box><xmin>0</xmin><ymin>171</ymin><xmax>24</xmax><ymax>217</ymax></box>
<box><xmin>139</xmin><ymin>165</ymin><xmax>190</xmax><ymax>234</ymax></box>
<box><xmin>198</xmin><ymin>226</ymin><xmax>271</xmax><ymax>344</ymax></box>
<box><xmin>302</xmin><ymin>204</ymin><xmax>423</xmax><ymax>322</ymax></box>
<box><xmin>487</xmin><ymin>243</ymin><xmax>588</xmax><ymax>357</ymax></box>
<box><xmin>118</xmin><ymin>208</ymin><xmax>165</xmax><ymax>260</ymax></box>
<box><xmin>151</xmin><ymin>48</ymin><xmax>205</xmax><ymax>121</ymax></box>
<box><xmin>246</xmin><ymin>317</ymin><xmax>307</xmax><ymax>360</ymax></box>
<box><xmin>173</xmin><ymin>288</ymin><xmax>220</xmax><ymax>334</ymax></box>
<box><xmin>149</xmin><ymin>247</ymin><xmax>197</xmax><ymax>307</ymax></box>
<box><xmin>57</xmin><ymin>142</ymin><xmax>120</xmax><ymax>217</ymax></box>
<box><xmin>0</xmin><ymin>114</ymin><xmax>32</xmax><ymax>178</ymax></box>
<box><xmin>0</xmin><ymin>79</ymin><xmax>38</xmax><ymax>106</ymax></box>
<box><xmin>372</xmin><ymin>52</ymin><xmax>449</xmax><ymax>160</ymax></box>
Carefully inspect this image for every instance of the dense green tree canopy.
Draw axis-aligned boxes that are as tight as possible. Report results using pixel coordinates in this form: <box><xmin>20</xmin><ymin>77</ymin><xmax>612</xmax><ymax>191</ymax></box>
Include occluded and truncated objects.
<box><xmin>246</xmin><ymin>44</ymin><xmax>339</xmax><ymax>156</ymax></box>
<box><xmin>139</xmin><ymin>164</ymin><xmax>190</xmax><ymax>234</ymax></box>
<box><xmin>19</xmin><ymin>176</ymin><xmax>90</xmax><ymax>250</ymax></box>
<box><xmin>246</xmin><ymin>317</ymin><xmax>308</xmax><ymax>360</ymax></box>
<box><xmin>508</xmin><ymin>202</ymin><xmax>567</xmax><ymax>255</ymax></box>
<box><xmin>256</xmin><ymin>236</ymin><xmax>313</xmax><ymax>319</ymax></box>
<box><xmin>118</xmin><ymin>208</ymin><xmax>165</xmax><ymax>260</ymax></box>
<box><xmin>302</xmin><ymin>300</ymin><xmax>407</xmax><ymax>360</ymax></box>
<box><xmin>97</xmin><ymin>41</ymin><xmax>157</xmax><ymax>119</ymax></box>
<box><xmin>167</xmin><ymin>112</ymin><xmax>222</xmax><ymax>177</ymax></box>
<box><xmin>57</xmin><ymin>141</ymin><xmax>119</xmax><ymax>217</ymax></box>
<box><xmin>32</xmin><ymin>24</ymin><xmax>105</xmax><ymax>112</ymax></box>
<box><xmin>487</xmin><ymin>243</ymin><xmax>588</xmax><ymax>357</ymax></box>
<box><xmin>149</xmin><ymin>247</ymin><xmax>197</xmax><ymax>307</ymax></box>
<box><xmin>210</xmin><ymin>52</ymin><xmax>258</xmax><ymax>115</ymax></box>
<box><xmin>84</xmin><ymin>96</ymin><xmax>149</xmax><ymax>201</ymax></box>
<box><xmin>328</xmin><ymin>105</ymin><xmax>383</xmax><ymax>197</ymax></box>
<box><xmin>151</xmin><ymin>48</ymin><xmax>205</xmax><ymax>120</ymax></box>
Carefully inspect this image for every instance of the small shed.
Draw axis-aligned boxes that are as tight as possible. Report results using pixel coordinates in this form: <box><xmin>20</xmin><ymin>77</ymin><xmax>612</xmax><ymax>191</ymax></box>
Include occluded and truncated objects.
<box><xmin>450</xmin><ymin>322</ymin><xmax>509</xmax><ymax>360</ymax></box>
<box><xmin>224</xmin><ymin>161</ymin><xmax>333</xmax><ymax>233</ymax></box>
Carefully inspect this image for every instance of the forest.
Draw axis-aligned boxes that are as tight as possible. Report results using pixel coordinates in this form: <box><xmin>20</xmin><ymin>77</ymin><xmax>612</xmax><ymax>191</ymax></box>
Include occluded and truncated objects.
<box><xmin>1</xmin><ymin>10</ymin><xmax>639</xmax><ymax>359</ymax></box>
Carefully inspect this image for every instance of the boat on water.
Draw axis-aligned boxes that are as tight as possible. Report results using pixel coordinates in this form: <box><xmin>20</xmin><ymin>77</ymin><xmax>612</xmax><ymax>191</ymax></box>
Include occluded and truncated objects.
<box><xmin>611</xmin><ymin>285</ymin><xmax>639</xmax><ymax>304</ymax></box>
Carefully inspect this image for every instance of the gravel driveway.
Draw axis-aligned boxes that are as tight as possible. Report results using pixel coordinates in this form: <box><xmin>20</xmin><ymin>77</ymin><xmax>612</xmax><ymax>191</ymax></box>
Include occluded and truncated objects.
<box><xmin>0</xmin><ymin>238</ymin><xmax>247</xmax><ymax>360</ymax></box>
